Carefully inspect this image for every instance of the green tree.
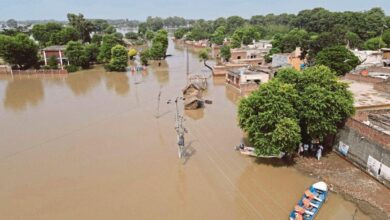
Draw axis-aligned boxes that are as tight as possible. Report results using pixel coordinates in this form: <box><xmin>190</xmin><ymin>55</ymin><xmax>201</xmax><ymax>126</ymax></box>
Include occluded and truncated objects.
<box><xmin>64</xmin><ymin>41</ymin><xmax>89</xmax><ymax>69</ymax></box>
<box><xmin>103</xmin><ymin>25</ymin><xmax>116</xmax><ymax>34</ymax></box>
<box><xmin>98</xmin><ymin>34</ymin><xmax>123</xmax><ymax>63</ymax></box>
<box><xmin>149</xmin><ymin>29</ymin><xmax>168</xmax><ymax>59</ymax></box>
<box><xmin>32</xmin><ymin>22</ymin><xmax>63</xmax><ymax>46</ymax></box>
<box><xmin>238</xmin><ymin>80</ymin><xmax>299</xmax><ymax>155</ymax></box>
<box><xmin>383</xmin><ymin>29</ymin><xmax>390</xmax><ymax>46</ymax></box>
<box><xmin>145</xmin><ymin>30</ymin><xmax>155</xmax><ymax>41</ymax></box>
<box><xmin>174</xmin><ymin>28</ymin><xmax>187</xmax><ymax>40</ymax></box>
<box><xmin>316</xmin><ymin>46</ymin><xmax>360</xmax><ymax>76</ymax></box>
<box><xmin>84</xmin><ymin>43</ymin><xmax>99</xmax><ymax>63</ymax></box>
<box><xmin>140</xmin><ymin>49</ymin><xmax>150</xmax><ymax>66</ymax></box>
<box><xmin>106</xmin><ymin>45</ymin><xmax>128</xmax><ymax>72</ymax></box>
<box><xmin>198</xmin><ymin>48</ymin><xmax>213</xmax><ymax>73</ymax></box>
<box><xmin>146</xmin><ymin>16</ymin><xmax>164</xmax><ymax>32</ymax></box>
<box><xmin>67</xmin><ymin>13</ymin><xmax>94</xmax><ymax>43</ymax></box>
<box><xmin>47</xmin><ymin>56</ymin><xmax>58</xmax><ymax>69</ymax></box>
<box><xmin>345</xmin><ymin>31</ymin><xmax>362</xmax><ymax>49</ymax></box>
<box><xmin>226</xmin><ymin>16</ymin><xmax>246</xmax><ymax>33</ymax></box>
<box><xmin>364</xmin><ymin>37</ymin><xmax>386</xmax><ymax>50</ymax></box>
<box><xmin>238</xmin><ymin>66</ymin><xmax>355</xmax><ymax>155</ymax></box>
<box><xmin>220</xmin><ymin>45</ymin><xmax>231</xmax><ymax>62</ymax></box>
<box><xmin>0</xmin><ymin>33</ymin><xmax>38</xmax><ymax>69</ymax></box>
<box><xmin>50</xmin><ymin>27</ymin><xmax>80</xmax><ymax>45</ymax></box>
<box><xmin>125</xmin><ymin>32</ymin><xmax>139</xmax><ymax>40</ymax></box>
<box><xmin>210</xmin><ymin>26</ymin><xmax>226</xmax><ymax>45</ymax></box>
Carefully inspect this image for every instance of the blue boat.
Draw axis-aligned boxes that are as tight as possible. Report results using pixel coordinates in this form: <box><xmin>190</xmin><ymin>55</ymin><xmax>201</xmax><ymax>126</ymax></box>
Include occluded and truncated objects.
<box><xmin>289</xmin><ymin>182</ymin><xmax>328</xmax><ymax>220</ymax></box>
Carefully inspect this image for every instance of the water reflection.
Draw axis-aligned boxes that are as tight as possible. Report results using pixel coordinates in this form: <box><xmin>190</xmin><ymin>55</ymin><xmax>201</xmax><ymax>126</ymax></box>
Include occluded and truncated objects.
<box><xmin>3</xmin><ymin>78</ymin><xmax>44</xmax><ymax>111</ymax></box>
<box><xmin>225</xmin><ymin>85</ymin><xmax>241</xmax><ymax>105</ymax></box>
<box><xmin>149</xmin><ymin>60</ymin><xmax>170</xmax><ymax>84</ymax></box>
<box><xmin>65</xmin><ymin>69</ymin><xmax>103</xmax><ymax>96</ymax></box>
<box><xmin>105</xmin><ymin>72</ymin><xmax>130</xmax><ymax>96</ymax></box>
<box><xmin>184</xmin><ymin>108</ymin><xmax>204</xmax><ymax>121</ymax></box>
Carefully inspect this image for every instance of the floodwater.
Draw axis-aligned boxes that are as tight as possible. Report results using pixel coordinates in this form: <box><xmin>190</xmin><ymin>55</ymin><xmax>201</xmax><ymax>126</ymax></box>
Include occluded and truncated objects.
<box><xmin>0</xmin><ymin>39</ymin><xmax>371</xmax><ymax>220</ymax></box>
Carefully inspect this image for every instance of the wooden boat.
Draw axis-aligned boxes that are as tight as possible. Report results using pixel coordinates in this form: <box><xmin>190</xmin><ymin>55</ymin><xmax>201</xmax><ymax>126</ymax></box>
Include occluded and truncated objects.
<box><xmin>289</xmin><ymin>182</ymin><xmax>328</xmax><ymax>220</ymax></box>
<box><xmin>235</xmin><ymin>144</ymin><xmax>285</xmax><ymax>158</ymax></box>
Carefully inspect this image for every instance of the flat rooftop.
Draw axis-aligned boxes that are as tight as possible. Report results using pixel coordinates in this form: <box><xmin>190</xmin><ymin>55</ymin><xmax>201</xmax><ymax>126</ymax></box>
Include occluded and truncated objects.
<box><xmin>343</xmin><ymin>79</ymin><xmax>390</xmax><ymax>107</ymax></box>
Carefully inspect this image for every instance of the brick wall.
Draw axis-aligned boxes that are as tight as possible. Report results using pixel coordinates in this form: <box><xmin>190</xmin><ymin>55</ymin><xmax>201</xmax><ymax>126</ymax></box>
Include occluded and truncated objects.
<box><xmin>373</xmin><ymin>81</ymin><xmax>390</xmax><ymax>93</ymax></box>
<box><xmin>345</xmin><ymin>118</ymin><xmax>390</xmax><ymax>149</ymax></box>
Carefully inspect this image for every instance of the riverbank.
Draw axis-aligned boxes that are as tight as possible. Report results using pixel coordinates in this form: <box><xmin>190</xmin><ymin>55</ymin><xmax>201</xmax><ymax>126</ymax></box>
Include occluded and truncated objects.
<box><xmin>294</xmin><ymin>152</ymin><xmax>390</xmax><ymax>220</ymax></box>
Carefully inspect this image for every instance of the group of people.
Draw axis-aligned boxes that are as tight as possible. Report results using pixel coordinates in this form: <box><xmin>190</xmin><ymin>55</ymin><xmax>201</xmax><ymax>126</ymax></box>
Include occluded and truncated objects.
<box><xmin>297</xmin><ymin>142</ymin><xmax>324</xmax><ymax>160</ymax></box>
<box><xmin>292</xmin><ymin>190</ymin><xmax>322</xmax><ymax>220</ymax></box>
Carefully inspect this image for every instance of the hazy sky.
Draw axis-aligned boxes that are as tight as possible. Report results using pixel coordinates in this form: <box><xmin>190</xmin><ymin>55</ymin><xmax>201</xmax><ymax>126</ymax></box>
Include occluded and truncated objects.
<box><xmin>0</xmin><ymin>0</ymin><xmax>389</xmax><ymax>21</ymax></box>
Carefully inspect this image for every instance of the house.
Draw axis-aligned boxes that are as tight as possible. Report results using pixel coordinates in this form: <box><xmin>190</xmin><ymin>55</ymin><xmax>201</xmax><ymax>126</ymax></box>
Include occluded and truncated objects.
<box><xmin>381</xmin><ymin>48</ymin><xmax>390</xmax><ymax>67</ymax></box>
<box><xmin>352</xmin><ymin>49</ymin><xmax>383</xmax><ymax>69</ymax></box>
<box><xmin>42</xmin><ymin>45</ymin><xmax>68</xmax><ymax>69</ymax></box>
<box><xmin>272</xmin><ymin>47</ymin><xmax>304</xmax><ymax>71</ymax></box>
<box><xmin>226</xmin><ymin>67</ymin><xmax>270</xmax><ymax>94</ymax></box>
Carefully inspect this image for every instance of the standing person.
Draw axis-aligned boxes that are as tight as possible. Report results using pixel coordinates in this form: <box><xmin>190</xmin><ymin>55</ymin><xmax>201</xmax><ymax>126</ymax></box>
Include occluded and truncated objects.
<box><xmin>298</xmin><ymin>143</ymin><xmax>304</xmax><ymax>156</ymax></box>
<box><xmin>317</xmin><ymin>145</ymin><xmax>324</xmax><ymax>160</ymax></box>
<box><xmin>303</xmin><ymin>143</ymin><xmax>309</xmax><ymax>156</ymax></box>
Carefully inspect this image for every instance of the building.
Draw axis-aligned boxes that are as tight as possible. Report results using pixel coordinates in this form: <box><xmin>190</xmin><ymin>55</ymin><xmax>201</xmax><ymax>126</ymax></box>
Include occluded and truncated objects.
<box><xmin>226</xmin><ymin>67</ymin><xmax>270</xmax><ymax>94</ymax></box>
<box><xmin>382</xmin><ymin>48</ymin><xmax>390</xmax><ymax>67</ymax></box>
<box><xmin>335</xmin><ymin>108</ymin><xmax>390</xmax><ymax>187</ymax></box>
<box><xmin>352</xmin><ymin>49</ymin><xmax>383</xmax><ymax>69</ymax></box>
<box><xmin>228</xmin><ymin>40</ymin><xmax>272</xmax><ymax>67</ymax></box>
<box><xmin>42</xmin><ymin>45</ymin><xmax>68</xmax><ymax>69</ymax></box>
<box><xmin>272</xmin><ymin>47</ymin><xmax>304</xmax><ymax>71</ymax></box>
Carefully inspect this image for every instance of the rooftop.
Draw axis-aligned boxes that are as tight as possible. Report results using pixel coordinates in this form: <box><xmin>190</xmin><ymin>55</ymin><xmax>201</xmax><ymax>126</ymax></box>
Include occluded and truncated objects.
<box><xmin>42</xmin><ymin>45</ymin><xmax>66</xmax><ymax>51</ymax></box>
<box><xmin>343</xmin><ymin>79</ymin><xmax>390</xmax><ymax>107</ymax></box>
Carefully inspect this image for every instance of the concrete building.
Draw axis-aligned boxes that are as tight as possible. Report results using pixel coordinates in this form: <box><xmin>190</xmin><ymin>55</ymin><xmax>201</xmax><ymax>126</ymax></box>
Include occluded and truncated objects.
<box><xmin>42</xmin><ymin>45</ymin><xmax>68</xmax><ymax>69</ymax></box>
<box><xmin>335</xmin><ymin>108</ymin><xmax>390</xmax><ymax>187</ymax></box>
<box><xmin>226</xmin><ymin>67</ymin><xmax>270</xmax><ymax>94</ymax></box>
<box><xmin>271</xmin><ymin>47</ymin><xmax>304</xmax><ymax>71</ymax></box>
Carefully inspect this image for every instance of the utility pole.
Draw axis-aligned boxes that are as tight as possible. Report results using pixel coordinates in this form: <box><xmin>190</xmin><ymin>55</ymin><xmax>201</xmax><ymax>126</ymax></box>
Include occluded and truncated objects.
<box><xmin>167</xmin><ymin>97</ymin><xmax>187</xmax><ymax>158</ymax></box>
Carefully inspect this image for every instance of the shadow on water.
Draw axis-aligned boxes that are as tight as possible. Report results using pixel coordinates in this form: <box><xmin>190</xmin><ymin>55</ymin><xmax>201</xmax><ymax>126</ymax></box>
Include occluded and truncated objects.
<box><xmin>148</xmin><ymin>60</ymin><xmax>170</xmax><ymax>85</ymax></box>
<box><xmin>182</xmin><ymin>140</ymin><xmax>197</xmax><ymax>165</ymax></box>
<box><xmin>3</xmin><ymin>78</ymin><xmax>44</xmax><ymax>111</ymax></box>
<box><xmin>254</xmin><ymin>156</ymin><xmax>296</xmax><ymax>167</ymax></box>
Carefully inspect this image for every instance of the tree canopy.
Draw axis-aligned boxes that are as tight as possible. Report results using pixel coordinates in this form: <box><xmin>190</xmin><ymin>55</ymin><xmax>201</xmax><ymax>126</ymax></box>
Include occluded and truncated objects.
<box><xmin>0</xmin><ymin>33</ymin><xmax>38</xmax><ymax>69</ymax></box>
<box><xmin>238</xmin><ymin>66</ymin><xmax>355</xmax><ymax>155</ymax></box>
<box><xmin>315</xmin><ymin>46</ymin><xmax>360</xmax><ymax>76</ymax></box>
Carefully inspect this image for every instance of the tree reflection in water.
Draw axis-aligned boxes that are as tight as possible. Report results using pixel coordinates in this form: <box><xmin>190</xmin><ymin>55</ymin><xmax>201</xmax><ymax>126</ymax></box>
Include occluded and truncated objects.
<box><xmin>4</xmin><ymin>78</ymin><xmax>44</xmax><ymax>111</ymax></box>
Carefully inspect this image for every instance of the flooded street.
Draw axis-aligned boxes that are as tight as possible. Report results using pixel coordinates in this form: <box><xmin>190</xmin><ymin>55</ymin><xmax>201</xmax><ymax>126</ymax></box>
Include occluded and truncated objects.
<box><xmin>0</xmin><ymin>39</ymin><xmax>371</xmax><ymax>220</ymax></box>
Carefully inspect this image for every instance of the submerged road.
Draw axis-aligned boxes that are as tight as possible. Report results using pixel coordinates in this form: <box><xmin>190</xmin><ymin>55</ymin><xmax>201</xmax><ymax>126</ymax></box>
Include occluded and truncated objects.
<box><xmin>0</xmin><ymin>39</ymin><xmax>371</xmax><ymax>219</ymax></box>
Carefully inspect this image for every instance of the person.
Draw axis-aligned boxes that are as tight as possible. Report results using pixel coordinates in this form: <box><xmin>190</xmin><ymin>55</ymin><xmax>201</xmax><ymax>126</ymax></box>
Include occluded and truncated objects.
<box><xmin>178</xmin><ymin>134</ymin><xmax>184</xmax><ymax>147</ymax></box>
<box><xmin>298</xmin><ymin>143</ymin><xmax>304</xmax><ymax>156</ymax></box>
<box><xmin>317</xmin><ymin>145</ymin><xmax>324</xmax><ymax>160</ymax></box>
<box><xmin>303</xmin><ymin>143</ymin><xmax>309</xmax><ymax>156</ymax></box>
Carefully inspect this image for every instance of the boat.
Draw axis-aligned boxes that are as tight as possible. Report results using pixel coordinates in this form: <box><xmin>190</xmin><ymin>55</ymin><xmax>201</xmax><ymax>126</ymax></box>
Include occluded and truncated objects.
<box><xmin>235</xmin><ymin>144</ymin><xmax>285</xmax><ymax>158</ymax></box>
<box><xmin>289</xmin><ymin>182</ymin><xmax>328</xmax><ymax>220</ymax></box>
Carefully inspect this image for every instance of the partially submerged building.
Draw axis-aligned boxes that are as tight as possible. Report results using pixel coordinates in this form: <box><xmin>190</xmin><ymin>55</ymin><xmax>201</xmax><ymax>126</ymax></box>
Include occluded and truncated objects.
<box><xmin>42</xmin><ymin>45</ymin><xmax>68</xmax><ymax>69</ymax></box>
<box><xmin>226</xmin><ymin>67</ymin><xmax>271</xmax><ymax>94</ymax></box>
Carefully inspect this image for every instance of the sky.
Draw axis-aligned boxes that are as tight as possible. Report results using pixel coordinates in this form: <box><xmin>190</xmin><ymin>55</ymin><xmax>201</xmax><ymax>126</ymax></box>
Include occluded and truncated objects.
<box><xmin>0</xmin><ymin>0</ymin><xmax>389</xmax><ymax>21</ymax></box>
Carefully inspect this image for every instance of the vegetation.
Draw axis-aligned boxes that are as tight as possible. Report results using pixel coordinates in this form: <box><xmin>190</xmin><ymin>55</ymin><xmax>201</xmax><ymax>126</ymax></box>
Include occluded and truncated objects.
<box><xmin>149</xmin><ymin>29</ymin><xmax>168</xmax><ymax>60</ymax></box>
<box><xmin>64</xmin><ymin>41</ymin><xmax>90</xmax><ymax>69</ymax></box>
<box><xmin>238</xmin><ymin>66</ymin><xmax>355</xmax><ymax>155</ymax></box>
<box><xmin>67</xmin><ymin>13</ymin><xmax>94</xmax><ymax>43</ymax></box>
<box><xmin>128</xmin><ymin>48</ymin><xmax>138</xmax><ymax>60</ymax></box>
<box><xmin>98</xmin><ymin>33</ymin><xmax>124</xmax><ymax>63</ymax></box>
<box><xmin>106</xmin><ymin>45</ymin><xmax>128</xmax><ymax>72</ymax></box>
<box><xmin>316</xmin><ymin>46</ymin><xmax>360</xmax><ymax>76</ymax></box>
<box><xmin>0</xmin><ymin>33</ymin><xmax>38</xmax><ymax>69</ymax></box>
<box><xmin>220</xmin><ymin>45</ymin><xmax>231</xmax><ymax>62</ymax></box>
<box><xmin>47</xmin><ymin>56</ymin><xmax>58</xmax><ymax>69</ymax></box>
<box><xmin>198</xmin><ymin>48</ymin><xmax>213</xmax><ymax>72</ymax></box>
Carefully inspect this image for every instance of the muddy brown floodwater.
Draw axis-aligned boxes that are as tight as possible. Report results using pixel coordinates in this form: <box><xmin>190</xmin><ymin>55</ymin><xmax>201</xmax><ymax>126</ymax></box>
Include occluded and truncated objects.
<box><xmin>0</xmin><ymin>39</ymin><xmax>372</xmax><ymax>220</ymax></box>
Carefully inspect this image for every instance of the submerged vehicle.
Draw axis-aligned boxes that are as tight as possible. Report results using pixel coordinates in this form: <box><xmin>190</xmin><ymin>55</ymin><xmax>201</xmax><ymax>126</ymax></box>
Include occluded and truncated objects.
<box><xmin>289</xmin><ymin>182</ymin><xmax>328</xmax><ymax>220</ymax></box>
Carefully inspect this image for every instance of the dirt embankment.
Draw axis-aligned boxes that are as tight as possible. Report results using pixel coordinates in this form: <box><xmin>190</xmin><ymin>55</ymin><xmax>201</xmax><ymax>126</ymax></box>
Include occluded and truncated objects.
<box><xmin>294</xmin><ymin>152</ymin><xmax>390</xmax><ymax>220</ymax></box>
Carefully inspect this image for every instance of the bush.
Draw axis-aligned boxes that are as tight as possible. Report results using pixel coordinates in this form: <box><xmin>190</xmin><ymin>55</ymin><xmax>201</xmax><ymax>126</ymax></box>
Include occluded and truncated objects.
<box><xmin>106</xmin><ymin>45</ymin><xmax>128</xmax><ymax>72</ymax></box>
<box><xmin>47</xmin><ymin>56</ymin><xmax>58</xmax><ymax>69</ymax></box>
<box><xmin>66</xmin><ymin>64</ymin><xmax>78</xmax><ymax>72</ymax></box>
